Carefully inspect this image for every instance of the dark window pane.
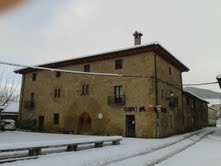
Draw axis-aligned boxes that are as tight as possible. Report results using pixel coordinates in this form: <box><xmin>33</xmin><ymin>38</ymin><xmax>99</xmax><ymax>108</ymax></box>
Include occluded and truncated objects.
<box><xmin>114</xmin><ymin>86</ymin><xmax>123</xmax><ymax>98</ymax></box>
<box><xmin>31</xmin><ymin>93</ymin><xmax>35</xmax><ymax>102</ymax></box>
<box><xmin>32</xmin><ymin>73</ymin><xmax>37</xmax><ymax>81</ymax></box>
<box><xmin>54</xmin><ymin>113</ymin><xmax>59</xmax><ymax>124</ymax></box>
<box><xmin>56</xmin><ymin>71</ymin><xmax>61</xmax><ymax>77</ymax></box>
<box><xmin>115</xmin><ymin>59</ymin><xmax>123</xmax><ymax>69</ymax></box>
<box><xmin>84</xmin><ymin>64</ymin><xmax>90</xmax><ymax>72</ymax></box>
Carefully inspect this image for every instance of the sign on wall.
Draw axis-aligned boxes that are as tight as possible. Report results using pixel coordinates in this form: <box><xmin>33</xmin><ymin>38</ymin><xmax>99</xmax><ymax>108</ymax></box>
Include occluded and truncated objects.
<box><xmin>124</xmin><ymin>106</ymin><xmax>146</xmax><ymax>112</ymax></box>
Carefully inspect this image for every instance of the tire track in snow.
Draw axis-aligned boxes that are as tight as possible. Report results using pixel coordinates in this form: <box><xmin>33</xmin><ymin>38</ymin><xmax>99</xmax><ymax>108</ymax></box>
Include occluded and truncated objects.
<box><xmin>107</xmin><ymin>128</ymin><xmax>215</xmax><ymax>166</ymax></box>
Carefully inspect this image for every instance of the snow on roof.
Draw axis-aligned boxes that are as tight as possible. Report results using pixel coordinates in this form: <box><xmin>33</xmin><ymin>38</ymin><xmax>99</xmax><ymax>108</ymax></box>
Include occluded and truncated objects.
<box><xmin>1</xmin><ymin>119</ymin><xmax>15</xmax><ymax>123</ymax></box>
<box><xmin>14</xmin><ymin>42</ymin><xmax>159</xmax><ymax>71</ymax></box>
<box><xmin>14</xmin><ymin>42</ymin><xmax>189</xmax><ymax>73</ymax></box>
<box><xmin>2</xmin><ymin>101</ymin><xmax>19</xmax><ymax>113</ymax></box>
<box><xmin>183</xmin><ymin>90</ymin><xmax>209</xmax><ymax>104</ymax></box>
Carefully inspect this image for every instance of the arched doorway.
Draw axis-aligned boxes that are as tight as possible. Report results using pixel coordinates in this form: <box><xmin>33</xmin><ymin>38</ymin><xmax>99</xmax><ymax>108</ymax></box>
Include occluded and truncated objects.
<box><xmin>79</xmin><ymin>112</ymin><xmax>91</xmax><ymax>132</ymax></box>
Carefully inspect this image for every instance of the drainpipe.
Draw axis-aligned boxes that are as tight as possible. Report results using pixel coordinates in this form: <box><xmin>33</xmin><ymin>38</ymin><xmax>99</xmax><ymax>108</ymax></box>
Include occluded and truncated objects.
<box><xmin>154</xmin><ymin>54</ymin><xmax>160</xmax><ymax>138</ymax></box>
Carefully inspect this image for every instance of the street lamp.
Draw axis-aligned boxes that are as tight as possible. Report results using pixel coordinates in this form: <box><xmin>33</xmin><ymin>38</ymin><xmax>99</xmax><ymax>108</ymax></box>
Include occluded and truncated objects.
<box><xmin>216</xmin><ymin>74</ymin><xmax>221</xmax><ymax>89</ymax></box>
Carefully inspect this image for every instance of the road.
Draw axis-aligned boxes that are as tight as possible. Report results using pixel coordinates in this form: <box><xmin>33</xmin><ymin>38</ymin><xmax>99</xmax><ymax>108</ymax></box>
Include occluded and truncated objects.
<box><xmin>157</xmin><ymin>127</ymin><xmax>221</xmax><ymax>166</ymax></box>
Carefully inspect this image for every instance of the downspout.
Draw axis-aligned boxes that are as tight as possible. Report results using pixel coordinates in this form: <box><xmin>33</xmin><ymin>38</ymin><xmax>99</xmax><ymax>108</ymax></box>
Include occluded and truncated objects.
<box><xmin>154</xmin><ymin>54</ymin><xmax>160</xmax><ymax>138</ymax></box>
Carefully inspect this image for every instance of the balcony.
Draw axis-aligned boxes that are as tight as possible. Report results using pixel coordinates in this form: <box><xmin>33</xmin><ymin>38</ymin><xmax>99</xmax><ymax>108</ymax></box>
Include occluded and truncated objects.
<box><xmin>24</xmin><ymin>101</ymin><xmax>35</xmax><ymax>109</ymax></box>
<box><xmin>108</xmin><ymin>95</ymin><xmax>126</xmax><ymax>106</ymax></box>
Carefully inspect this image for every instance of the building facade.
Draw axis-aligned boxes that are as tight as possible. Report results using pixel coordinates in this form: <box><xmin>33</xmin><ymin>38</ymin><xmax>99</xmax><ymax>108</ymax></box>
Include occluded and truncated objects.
<box><xmin>182</xmin><ymin>91</ymin><xmax>208</xmax><ymax>132</ymax></box>
<box><xmin>15</xmin><ymin>33</ymin><xmax>209</xmax><ymax>138</ymax></box>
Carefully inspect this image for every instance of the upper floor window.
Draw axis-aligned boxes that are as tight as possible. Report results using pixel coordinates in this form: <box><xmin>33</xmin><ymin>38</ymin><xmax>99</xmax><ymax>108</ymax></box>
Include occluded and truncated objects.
<box><xmin>54</xmin><ymin>113</ymin><xmax>59</xmax><ymax>125</ymax></box>
<box><xmin>115</xmin><ymin>59</ymin><xmax>123</xmax><ymax>69</ymax></box>
<box><xmin>84</xmin><ymin>64</ymin><xmax>90</xmax><ymax>72</ymax></box>
<box><xmin>56</xmin><ymin>71</ymin><xmax>61</xmax><ymax>77</ymax></box>
<box><xmin>82</xmin><ymin>84</ymin><xmax>89</xmax><ymax>95</ymax></box>
<box><xmin>31</xmin><ymin>93</ymin><xmax>35</xmax><ymax>102</ymax></box>
<box><xmin>32</xmin><ymin>73</ymin><xmax>37</xmax><ymax>81</ymax></box>
<box><xmin>54</xmin><ymin>89</ymin><xmax>61</xmax><ymax>98</ymax></box>
<box><xmin>169</xmin><ymin>67</ymin><xmax>171</xmax><ymax>75</ymax></box>
<box><xmin>114</xmin><ymin>86</ymin><xmax>123</xmax><ymax>98</ymax></box>
<box><xmin>114</xmin><ymin>85</ymin><xmax>124</xmax><ymax>104</ymax></box>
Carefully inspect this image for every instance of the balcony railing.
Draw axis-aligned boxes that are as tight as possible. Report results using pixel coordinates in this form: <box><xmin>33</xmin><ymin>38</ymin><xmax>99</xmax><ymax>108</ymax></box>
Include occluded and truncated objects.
<box><xmin>24</xmin><ymin>101</ymin><xmax>35</xmax><ymax>109</ymax></box>
<box><xmin>108</xmin><ymin>95</ymin><xmax>126</xmax><ymax>106</ymax></box>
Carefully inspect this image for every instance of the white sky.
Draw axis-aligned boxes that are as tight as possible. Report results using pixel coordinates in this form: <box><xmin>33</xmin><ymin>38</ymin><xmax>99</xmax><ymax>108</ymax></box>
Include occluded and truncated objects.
<box><xmin>0</xmin><ymin>0</ymin><xmax>220</xmax><ymax>92</ymax></box>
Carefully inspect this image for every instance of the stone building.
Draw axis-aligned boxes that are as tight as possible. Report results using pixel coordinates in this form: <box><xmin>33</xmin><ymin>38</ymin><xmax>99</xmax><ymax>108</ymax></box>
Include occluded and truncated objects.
<box><xmin>182</xmin><ymin>91</ymin><xmax>208</xmax><ymax>132</ymax></box>
<box><xmin>208</xmin><ymin>104</ymin><xmax>221</xmax><ymax>126</ymax></box>
<box><xmin>15</xmin><ymin>32</ymin><xmax>199</xmax><ymax>138</ymax></box>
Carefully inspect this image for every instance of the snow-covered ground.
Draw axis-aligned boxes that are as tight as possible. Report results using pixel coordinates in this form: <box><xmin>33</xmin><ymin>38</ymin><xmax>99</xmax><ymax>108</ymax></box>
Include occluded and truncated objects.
<box><xmin>0</xmin><ymin>127</ymin><xmax>220</xmax><ymax>166</ymax></box>
<box><xmin>157</xmin><ymin>127</ymin><xmax>221</xmax><ymax>166</ymax></box>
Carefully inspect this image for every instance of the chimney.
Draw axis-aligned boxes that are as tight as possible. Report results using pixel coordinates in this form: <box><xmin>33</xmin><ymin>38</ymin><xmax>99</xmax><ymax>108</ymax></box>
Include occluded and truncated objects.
<box><xmin>133</xmin><ymin>31</ymin><xmax>143</xmax><ymax>46</ymax></box>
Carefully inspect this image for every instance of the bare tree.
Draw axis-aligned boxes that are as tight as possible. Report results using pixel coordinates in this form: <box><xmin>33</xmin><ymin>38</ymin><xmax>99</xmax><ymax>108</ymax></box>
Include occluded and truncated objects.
<box><xmin>0</xmin><ymin>73</ymin><xmax>19</xmax><ymax>123</ymax></box>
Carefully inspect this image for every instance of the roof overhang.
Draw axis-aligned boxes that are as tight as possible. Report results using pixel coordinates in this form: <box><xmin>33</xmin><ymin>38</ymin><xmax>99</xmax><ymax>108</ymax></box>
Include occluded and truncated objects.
<box><xmin>15</xmin><ymin>43</ymin><xmax>189</xmax><ymax>74</ymax></box>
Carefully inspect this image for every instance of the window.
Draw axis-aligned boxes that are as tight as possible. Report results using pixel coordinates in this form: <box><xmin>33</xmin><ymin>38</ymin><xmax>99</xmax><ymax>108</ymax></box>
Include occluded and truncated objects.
<box><xmin>54</xmin><ymin>89</ymin><xmax>61</xmax><ymax>98</ymax></box>
<box><xmin>169</xmin><ymin>67</ymin><xmax>171</xmax><ymax>75</ymax></box>
<box><xmin>32</xmin><ymin>73</ymin><xmax>37</xmax><ymax>81</ymax></box>
<box><xmin>82</xmin><ymin>84</ymin><xmax>89</xmax><ymax>95</ymax></box>
<box><xmin>115</xmin><ymin>59</ymin><xmax>123</xmax><ymax>69</ymax></box>
<box><xmin>30</xmin><ymin>93</ymin><xmax>35</xmax><ymax>108</ymax></box>
<box><xmin>31</xmin><ymin>93</ymin><xmax>35</xmax><ymax>102</ymax></box>
<box><xmin>54</xmin><ymin>113</ymin><xmax>59</xmax><ymax>124</ymax></box>
<box><xmin>84</xmin><ymin>64</ymin><xmax>90</xmax><ymax>72</ymax></box>
<box><xmin>56</xmin><ymin>71</ymin><xmax>61</xmax><ymax>77</ymax></box>
<box><xmin>114</xmin><ymin>86</ymin><xmax>123</xmax><ymax>103</ymax></box>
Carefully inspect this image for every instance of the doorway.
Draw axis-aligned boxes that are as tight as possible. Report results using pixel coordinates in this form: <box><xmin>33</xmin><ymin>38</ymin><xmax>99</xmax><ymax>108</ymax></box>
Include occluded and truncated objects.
<box><xmin>126</xmin><ymin>115</ymin><xmax>136</xmax><ymax>137</ymax></box>
<box><xmin>38</xmin><ymin>116</ymin><xmax>44</xmax><ymax>131</ymax></box>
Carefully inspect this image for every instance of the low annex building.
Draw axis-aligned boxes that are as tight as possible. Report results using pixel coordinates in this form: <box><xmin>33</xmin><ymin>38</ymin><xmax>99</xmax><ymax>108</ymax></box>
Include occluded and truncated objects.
<box><xmin>182</xmin><ymin>91</ymin><xmax>208</xmax><ymax>131</ymax></box>
<box><xmin>15</xmin><ymin>32</ymin><xmax>208</xmax><ymax>138</ymax></box>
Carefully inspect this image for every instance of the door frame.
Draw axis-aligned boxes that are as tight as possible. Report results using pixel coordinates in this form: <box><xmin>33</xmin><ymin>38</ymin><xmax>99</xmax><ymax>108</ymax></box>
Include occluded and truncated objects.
<box><xmin>126</xmin><ymin>115</ymin><xmax>136</xmax><ymax>137</ymax></box>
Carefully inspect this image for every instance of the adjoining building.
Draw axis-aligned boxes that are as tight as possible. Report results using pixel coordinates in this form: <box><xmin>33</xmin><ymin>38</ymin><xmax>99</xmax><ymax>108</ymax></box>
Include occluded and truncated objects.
<box><xmin>208</xmin><ymin>104</ymin><xmax>221</xmax><ymax>126</ymax></box>
<box><xmin>182</xmin><ymin>91</ymin><xmax>208</xmax><ymax>132</ymax></box>
<box><xmin>0</xmin><ymin>101</ymin><xmax>19</xmax><ymax>123</ymax></box>
<box><xmin>15</xmin><ymin>32</ymin><xmax>209</xmax><ymax>138</ymax></box>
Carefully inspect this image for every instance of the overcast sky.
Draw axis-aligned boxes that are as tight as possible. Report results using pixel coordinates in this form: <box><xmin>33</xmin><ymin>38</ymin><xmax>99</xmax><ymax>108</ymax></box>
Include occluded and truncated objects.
<box><xmin>0</xmin><ymin>0</ymin><xmax>220</xmax><ymax>92</ymax></box>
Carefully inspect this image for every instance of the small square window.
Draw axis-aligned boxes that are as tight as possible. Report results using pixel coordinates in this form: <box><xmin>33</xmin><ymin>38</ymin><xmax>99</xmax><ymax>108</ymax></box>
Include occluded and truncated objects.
<box><xmin>115</xmin><ymin>59</ymin><xmax>123</xmax><ymax>69</ymax></box>
<box><xmin>84</xmin><ymin>64</ymin><xmax>90</xmax><ymax>72</ymax></box>
<box><xmin>54</xmin><ymin>113</ymin><xmax>59</xmax><ymax>124</ymax></box>
<box><xmin>56</xmin><ymin>71</ymin><xmax>61</xmax><ymax>77</ymax></box>
<box><xmin>32</xmin><ymin>73</ymin><xmax>37</xmax><ymax>81</ymax></box>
